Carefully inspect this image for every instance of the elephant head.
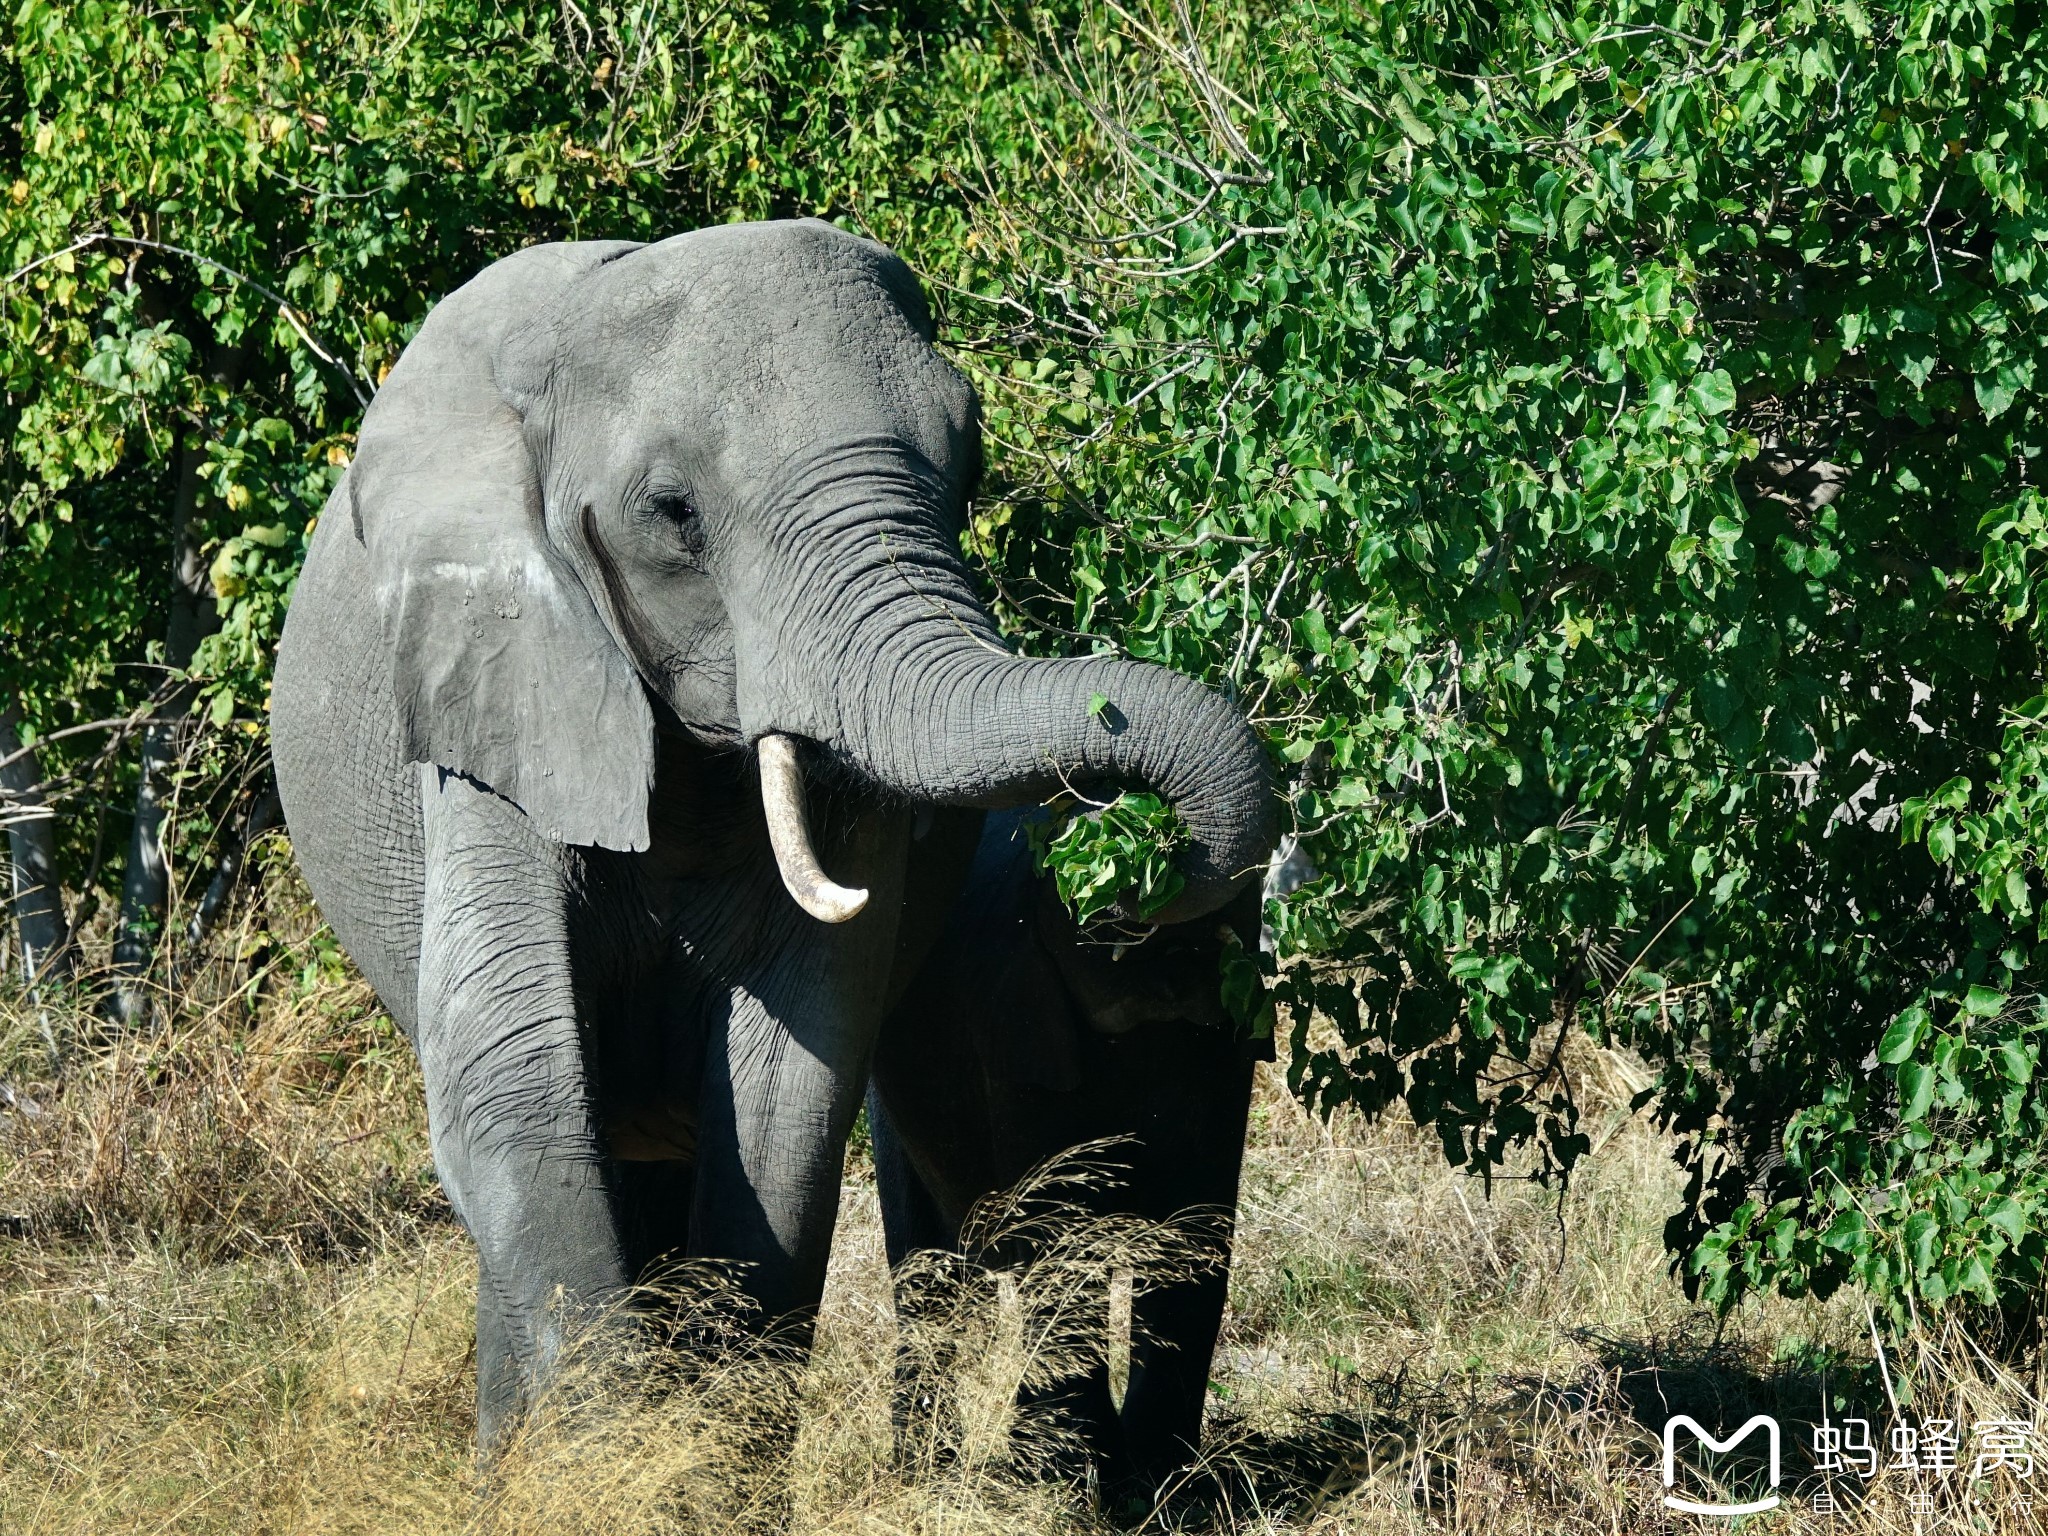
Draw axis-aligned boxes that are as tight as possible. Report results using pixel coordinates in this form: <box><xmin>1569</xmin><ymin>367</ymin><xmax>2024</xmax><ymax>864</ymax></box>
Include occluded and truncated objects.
<box><xmin>348</xmin><ymin>221</ymin><xmax>1273</xmax><ymax>919</ymax></box>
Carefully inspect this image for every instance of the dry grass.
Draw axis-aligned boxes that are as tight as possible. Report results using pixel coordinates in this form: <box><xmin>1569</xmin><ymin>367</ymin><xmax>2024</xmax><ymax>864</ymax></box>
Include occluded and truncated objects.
<box><xmin>6</xmin><ymin>941</ymin><xmax>2048</xmax><ymax>1534</ymax></box>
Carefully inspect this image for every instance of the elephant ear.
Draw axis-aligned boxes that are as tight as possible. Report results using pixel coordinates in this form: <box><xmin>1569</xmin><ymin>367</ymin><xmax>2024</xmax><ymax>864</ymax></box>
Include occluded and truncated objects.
<box><xmin>351</xmin><ymin>241</ymin><xmax>656</xmax><ymax>851</ymax></box>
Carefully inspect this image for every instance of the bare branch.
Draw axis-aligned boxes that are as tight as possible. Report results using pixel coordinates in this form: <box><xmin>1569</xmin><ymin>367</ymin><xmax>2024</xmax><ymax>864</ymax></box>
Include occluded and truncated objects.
<box><xmin>0</xmin><ymin>710</ymin><xmax>161</xmax><ymax>783</ymax></box>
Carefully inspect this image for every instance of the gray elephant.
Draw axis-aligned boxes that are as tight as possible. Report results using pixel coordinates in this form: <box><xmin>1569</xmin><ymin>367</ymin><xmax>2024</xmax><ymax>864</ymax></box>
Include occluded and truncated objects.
<box><xmin>870</xmin><ymin>809</ymin><xmax>1267</xmax><ymax>1503</ymax></box>
<box><xmin>269</xmin><ymin>220</ymin><xmax>1275</xmax><ymax>1448</ymax></box>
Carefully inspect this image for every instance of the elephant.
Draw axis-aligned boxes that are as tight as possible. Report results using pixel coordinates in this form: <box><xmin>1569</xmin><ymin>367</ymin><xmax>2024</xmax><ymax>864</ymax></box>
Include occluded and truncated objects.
<box><xmin>269</xmin><ymin>219</ymin><xmax>1276</xmax><ymax>1449</ymax></box>
<box><xmin>868</xmin><ymin>808</ymin><xmax>1269</xmax><ymax>1505</ymax></box>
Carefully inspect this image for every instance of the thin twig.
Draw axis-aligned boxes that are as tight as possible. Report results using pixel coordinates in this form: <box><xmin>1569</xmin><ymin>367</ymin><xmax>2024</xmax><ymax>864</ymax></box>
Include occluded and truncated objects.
<box><xmin>0</xmin><ymin>711</ymin><xmax>160</xmax><ymax>782</ymax></box>
<box><xmin>1921</xmin><ymin>177</ymin><xmax>1948</xmax><ymax>293</ymax></box>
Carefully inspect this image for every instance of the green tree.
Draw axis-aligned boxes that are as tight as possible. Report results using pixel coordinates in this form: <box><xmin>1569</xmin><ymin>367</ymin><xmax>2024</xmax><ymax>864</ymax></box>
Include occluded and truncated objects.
<box><xmin>0</xmin><ymin>0</ymin><xmax>1002</xmax><ymax>1011</ymax></box>
<box><xmin>970</xmin><ymin>0</ymin><xmax>2048</xmax><ymax>1338</ymax></box>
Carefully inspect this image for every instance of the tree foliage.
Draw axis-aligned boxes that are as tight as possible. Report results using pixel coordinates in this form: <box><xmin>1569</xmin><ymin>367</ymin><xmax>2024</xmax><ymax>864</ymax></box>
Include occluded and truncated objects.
<box><xmin>967</xmin><ymin>0</ymin><xmax>2048</xmax><ymax>1334</ymax></box>
<box><xmin>8</xmin><ymin>0</ymin><xmax>2048</xmax><ymax>1336</ymax></box>
<box><xmin>1</xmin><ymin>0</ymin><xmax>998</xmax><ymax>948</ymax></box>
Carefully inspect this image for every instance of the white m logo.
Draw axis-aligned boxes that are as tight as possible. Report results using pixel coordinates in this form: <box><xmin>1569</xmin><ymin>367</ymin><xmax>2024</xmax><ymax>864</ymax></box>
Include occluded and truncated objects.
<box><xmin>1662</xmin><ymin>1414</ymin><xmax>1782</xmax><ymax>1515</ymax></box>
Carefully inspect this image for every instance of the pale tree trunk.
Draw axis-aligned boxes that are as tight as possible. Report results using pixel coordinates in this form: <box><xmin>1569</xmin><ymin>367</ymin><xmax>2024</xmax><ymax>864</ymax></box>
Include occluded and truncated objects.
<box><xmin>1</xmin><ymin>698</ymin><xmax>72</xmax><ymax>987</ymax></box>
<box><xmin>2</xmin><ymin>696</ymin><xmax>72</xmax><ymax>1070</ymax></box>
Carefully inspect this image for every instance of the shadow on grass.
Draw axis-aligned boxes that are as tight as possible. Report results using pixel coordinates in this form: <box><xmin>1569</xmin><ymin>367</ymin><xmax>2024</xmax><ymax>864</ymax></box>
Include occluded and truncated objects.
<box><xmin>1569</xmin><ymin>1318</ymin><xmax>1894</xmax><ymax>1518</ymax></box>
<box><xmin>1134</xmin><ymin>1317</ymin><xmax>1882</xmax><ymax>1530</ymax></box>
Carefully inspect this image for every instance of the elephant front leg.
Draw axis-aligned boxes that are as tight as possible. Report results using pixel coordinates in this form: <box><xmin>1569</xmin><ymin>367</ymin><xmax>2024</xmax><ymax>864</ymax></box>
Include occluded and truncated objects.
<box><xmin>687</xmin><ymin>805</ymin><xmax>910</xmax><ymax>1339</ymax></box>
<box><xmin>418</xmin><ymin>769</ymin><xmax>631</xmax><ymax>1451</ymax></box>
<box><xmin>688</xmin><ymin>975</ymin><xmax>872</xmax><ymax>1340</ymax></box>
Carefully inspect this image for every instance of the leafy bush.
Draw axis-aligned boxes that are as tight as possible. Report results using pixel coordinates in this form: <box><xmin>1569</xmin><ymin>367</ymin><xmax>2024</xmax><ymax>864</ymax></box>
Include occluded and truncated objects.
<box><xmin>12</xmin><ymin>0</ymin><xmax>2048</xmax><ymax>1339</ymax></box>
<box><xmin>1027</xmin><ymin>790</ymin><xmax>1189</xmax><ymax>924</ymax></box>
<box><xmin>948</xmin><ymin>0</ymin><xmax>2048</xmax><ymax>1334</ymax></box>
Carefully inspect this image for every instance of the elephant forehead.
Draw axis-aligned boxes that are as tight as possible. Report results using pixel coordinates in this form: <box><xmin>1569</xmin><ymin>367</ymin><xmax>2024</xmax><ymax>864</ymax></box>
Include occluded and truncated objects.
<box><xmin>559</xmin><ymin>223</ymin><xmax>969</xmax><ymax>467</ymax></box>
<box><xmin>632</xmin><ymin>218</ymin><xmax>928</xmax><ymax>333</ymax></box>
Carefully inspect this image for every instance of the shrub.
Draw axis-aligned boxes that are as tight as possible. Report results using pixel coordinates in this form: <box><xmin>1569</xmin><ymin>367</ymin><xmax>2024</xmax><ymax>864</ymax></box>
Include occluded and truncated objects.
<box><xmin>959</xmin><ymin>0</ymin><xmax>2048</xmax><ymax>1335</ymax></box>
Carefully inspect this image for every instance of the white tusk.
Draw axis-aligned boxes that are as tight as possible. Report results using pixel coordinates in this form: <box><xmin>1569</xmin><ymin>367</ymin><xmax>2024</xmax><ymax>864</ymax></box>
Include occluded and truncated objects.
<box><xmin>757</xmin><ymin>734</ymin><xmax>868</xmax><ymax>924</ymax></box>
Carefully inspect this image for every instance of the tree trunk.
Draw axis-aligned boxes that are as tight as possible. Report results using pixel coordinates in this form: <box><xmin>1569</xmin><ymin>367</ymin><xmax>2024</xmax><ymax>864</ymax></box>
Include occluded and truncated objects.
<box><xmin>1</xmin><ymin>698</ymin><xmax>72</xmax><ymax>989</ymax></box>
<box><xmin>2</xmin><ymin>696</ymin><xmax>73</xmax><ymax>1071</ymax></box>
<box><xmin>109</xmin><ymin>347</ymin><xmax>243</xmax><ymax>1026</ymax></box>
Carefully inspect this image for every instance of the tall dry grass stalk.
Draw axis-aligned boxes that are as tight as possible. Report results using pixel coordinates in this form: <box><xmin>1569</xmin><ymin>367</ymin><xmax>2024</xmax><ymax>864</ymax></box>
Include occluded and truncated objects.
<box><xmin>7</xmin><ymin>948</ymin><xmax>2048</xmax><ymax>1533</ymax></box>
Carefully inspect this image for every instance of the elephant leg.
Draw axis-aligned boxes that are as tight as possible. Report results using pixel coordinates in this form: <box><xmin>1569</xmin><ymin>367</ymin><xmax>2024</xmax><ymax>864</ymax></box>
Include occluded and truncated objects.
<box><xmin>474</xmin><ymin>1265</ymin><xmax>519</xmax><ymax>1454</ymax></box>
<box><xmin>870</xmin><ymin>1083</ymin><xmax>954</xmax><ymax>1266</ymax></box>
<box><xmin>689</xmin><ymin>982</ymin><xmax>869</xmax><ymax>1342</ymax></box>
<box><xmin>1118</xmin><ymin>1251</ymin><xmax>1233</xmax><ymax>1492</ymax></box>
<box><xmin>614</xmin><ymin>1158</ymin><xmax>699</xmax><ymax>1284</ymax></box>
<box><xmin>1013</xmin><ymin>1265</ymin><xmax>1124</xmax><ymax>1487</ymax></box>
<box><xmin>1117</xmin><ymin>1051</ymin><xmax>1255</xmax><ymax>1498</ymax></box>
<box><xmin>877</xmin><ymin>1099</ymin><xmax>1130</xmax><ymax>1490</ymax></box>
<box><xmin>417</xmin><ymin>768</ymin><xmax>630</xmax><ymax>1448</ymax></box>
<box><xmin>687</xmin><ymin>804</ymin><xmax>910</xmax><ymax>1341</ymax></box>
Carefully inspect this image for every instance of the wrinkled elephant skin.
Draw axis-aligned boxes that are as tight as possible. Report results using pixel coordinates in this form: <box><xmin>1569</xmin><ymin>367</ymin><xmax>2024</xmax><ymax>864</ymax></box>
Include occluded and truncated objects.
<box><xmin>270</xmin><ymin>221</ymin><xmax>1276</xmax><ymax>1449</ymax></box>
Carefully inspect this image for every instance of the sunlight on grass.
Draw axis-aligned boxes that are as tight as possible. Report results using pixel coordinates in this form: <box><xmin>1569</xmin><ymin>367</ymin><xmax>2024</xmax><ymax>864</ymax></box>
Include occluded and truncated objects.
<box><xmin>6</xmin><ymin>975</ymin><xmax>2048</xmax><ymax>1533</ymax></box>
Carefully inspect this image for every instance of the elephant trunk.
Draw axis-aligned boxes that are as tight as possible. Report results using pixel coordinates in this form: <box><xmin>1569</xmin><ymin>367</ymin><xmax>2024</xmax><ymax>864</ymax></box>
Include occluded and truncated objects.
<box><xmin>732</xmin><ymin>465</ymin><xmax>1276</xmax><ymax>923</ymax></box>
<box><xmin>851</xmin><ymin>642</ymin><xmax>1274</xmax><ymax>923</ymax></box>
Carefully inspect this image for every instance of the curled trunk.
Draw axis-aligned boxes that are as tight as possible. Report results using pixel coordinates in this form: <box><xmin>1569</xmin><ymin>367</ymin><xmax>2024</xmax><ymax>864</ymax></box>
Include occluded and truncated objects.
<box><xmin>846</xmin><ymin>642</ymin><xmax>1275</xmax><ymax>922</ymax></box>
<box><xmin>733</xmin><ymin>485</ymin><xmax>1275</xmax><ymax>923</ymax></box>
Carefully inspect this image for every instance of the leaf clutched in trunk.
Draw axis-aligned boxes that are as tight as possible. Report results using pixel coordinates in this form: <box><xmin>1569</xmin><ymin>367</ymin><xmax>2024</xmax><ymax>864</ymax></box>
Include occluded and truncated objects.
<box><xmin>1027</xmin><ymin>790</ymin><xmax>1188</xmax><ymax>926</ymax></box>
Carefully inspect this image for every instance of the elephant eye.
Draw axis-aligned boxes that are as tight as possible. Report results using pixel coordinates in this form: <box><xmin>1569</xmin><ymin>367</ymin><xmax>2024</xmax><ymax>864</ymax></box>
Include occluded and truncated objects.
<box><xmin>644</xmin><ymin>487</ymin><xmax>706</xmax><ymax>561</ymax></box>
<box><xmin>648</xmin><ymin>488</ymin><xmax>698</xmax><ymax>523</ymax></box>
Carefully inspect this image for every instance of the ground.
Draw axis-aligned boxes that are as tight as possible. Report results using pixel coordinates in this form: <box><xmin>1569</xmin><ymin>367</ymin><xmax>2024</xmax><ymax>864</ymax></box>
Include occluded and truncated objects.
<box><xmin>3</xmin><ymin>914</ymin><xmax>2045</xmax><ymax>1534</ymax></box>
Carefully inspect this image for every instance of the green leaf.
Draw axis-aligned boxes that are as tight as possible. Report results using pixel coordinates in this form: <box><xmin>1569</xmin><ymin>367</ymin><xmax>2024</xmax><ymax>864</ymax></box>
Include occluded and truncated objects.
<box><xmin>1219</xmin><ymin>929</ymin><xmax>1275</xmax><ymax>1039</ymax></box>
<box><xmin>80</xmin><ymin>348</ymin><xmax>125</xmax><ymax>390</ymax></box>
<box><xmin>1997</xmin><ymin>1041</ymin><xmax>2033</xmax><ymax>1084</ymax></box>
<box><xmin>1820</xmin><ymin>1208</ymin><xmax>1868</xmax><ymax>1252</ymax></box>
<box><xmin>1899</xmin><ymin>1061</ymin><xmax>1937</xmax><ymax>1121</ymax></box>
<box><xmin>1965</xmin><ymin>985</ymin><xmax>2008</xmax><ymax>1018</ymax></box>
<box><xmin>1387</xmin><ymin>93</ymin><xmax>1436</xmax><ymax>146</ymax></box>
<box><xmin>1687</xmin><ymin>369</ymin><xmax>1737</xmax><ymax>415</ymax></box>
<box><xmin>1905</xmin><ymin>1210</ymin><xmax>1939</xmax><ymax>1275</ymax></box>
<box><xmin>1030</xmin><ymin>792</ymin><xmax>1188</xmax><ymax>926</ymax></box>
<box><xmin>1878</xmin><ymin>1007</ymin><xmax>1928</xmax><ymax>1065</ymax></box>
<box><xmin>1959</xmin><ymin>1252</ymin><xmax>1996</xmax><ymax>1302</ymax></box>
<box><xmin>2005</xmin><ymin>867</ymin><xmax>2032</xmax><ymax>917</ymax></box>
<box><xmin>1976</xmin><ymin>359</ymin><xmax>2034</xmax><ymax>420</ymax></box>
<box><xmin>1984</xmin><ymin>1197</ymin><xmax>2027</xmax><ymax>1248</ymax></box>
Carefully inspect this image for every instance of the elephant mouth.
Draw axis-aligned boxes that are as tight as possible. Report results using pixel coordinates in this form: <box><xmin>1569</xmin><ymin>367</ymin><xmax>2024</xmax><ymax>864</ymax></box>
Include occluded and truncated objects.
<box><xmin>757</xmin><ymin>733</ymin><xmax>869</xmax><ymax>923</ymax></box>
